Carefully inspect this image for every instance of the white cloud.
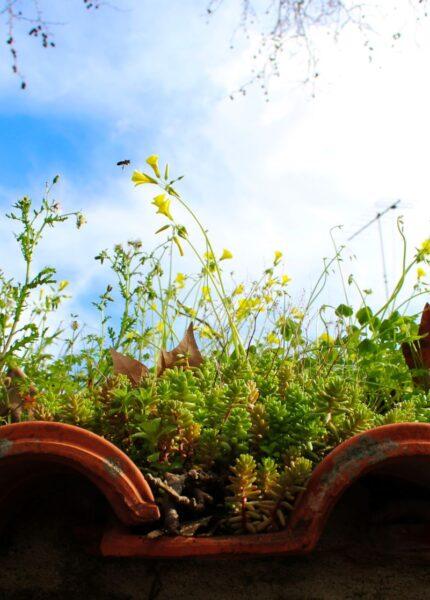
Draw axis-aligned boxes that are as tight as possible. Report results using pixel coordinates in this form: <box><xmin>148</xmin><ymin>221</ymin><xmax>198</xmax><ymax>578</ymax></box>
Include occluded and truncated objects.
<box><xmin>1</xmin><ymin>0</ymin><xmax>429</xmax><ymax>327</ymax></box>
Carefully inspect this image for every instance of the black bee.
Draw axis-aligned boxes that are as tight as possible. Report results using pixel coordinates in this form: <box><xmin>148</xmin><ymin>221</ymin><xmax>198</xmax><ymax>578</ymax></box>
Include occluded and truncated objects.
<box><xmin>116</xmin><ymin>159</ymin><xmax>131</xmax><ymax>169</ymax></box>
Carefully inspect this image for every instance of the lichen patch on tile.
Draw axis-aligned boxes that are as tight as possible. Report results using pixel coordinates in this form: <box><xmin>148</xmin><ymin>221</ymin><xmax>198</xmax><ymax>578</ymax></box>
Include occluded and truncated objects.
<box><xmin>104</xmin><ymin>456</ymin><xmax>123</xmax><ymax>478</ymax></box>
<box><xmin>0</xmin><ymin>439</ymin><xmax>13</xmax><ymax>458</ymax></box>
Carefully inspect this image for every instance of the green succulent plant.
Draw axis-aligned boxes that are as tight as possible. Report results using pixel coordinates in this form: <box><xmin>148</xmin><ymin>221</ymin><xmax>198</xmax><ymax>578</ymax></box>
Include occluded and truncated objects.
<box><xmin>2</xmin><ymin>157</ymin><xmax>430</xmax><ymax>536</ymax></box>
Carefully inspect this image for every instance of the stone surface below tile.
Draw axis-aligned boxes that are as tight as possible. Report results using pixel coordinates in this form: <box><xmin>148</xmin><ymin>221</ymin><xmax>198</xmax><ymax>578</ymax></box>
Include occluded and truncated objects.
<box><xmin>1</xmin><ymin>472</ymin><xmax>430</xmax><ymax>599</ymax></box>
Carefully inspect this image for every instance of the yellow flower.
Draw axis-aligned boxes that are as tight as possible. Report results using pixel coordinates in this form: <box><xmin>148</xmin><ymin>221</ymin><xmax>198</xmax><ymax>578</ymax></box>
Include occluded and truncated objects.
<box><xmin>202</xmin><ymin>286</ymin><xmax>211</xmax><ymax>302</ymax></box>
<box><xmin>417</xmin><ymin>267</ymin><xmax>426</xmax><ymax>279</ymax></box>
<box><xmin>236</xmin><ymin>297</ymin><xmax>262</xmax><ymax>319</ymax></box>
<box><xmin>220</xmin><ymin>248</ymin><xmax>233</xmax><ymax>261</ymax></box>
<box><xmin>318</xmin><ymin>332</ymin><xmax>334</xmax><ymax>345</ymax></box>
<box><xmin>203</xmin><ymin>251</ymin><xmax>216</xmax><ymax>272</ymax></box>
<box><xmin>281</xmin><ymin>274</ymin><xmax>292</xmax><ymax>285</ymax></box>
<box><xmin>175</xmin><ymin>272</ymin><xmax>186</xmax><ymax>289</ymax></box>
<box><xmin>131</xmin><ymin>170</ymin><xmax>156</xmax><ymax>185</ymax></box>
<box><xmin>156</xmin><ymin>321</ymin><xmax>164</xmax><ymax>333</ymax></box>
<box><xmin>200</xmin><ymin>325</ymin><xmax>215</xmax><ymax>339</ymax></box>
<box><xmin>274</xmin><ymin>250</ymin><xmax>283</xmax><ymax>265</ymax></box>
<box><xmin>58</xmin><ymin>280</ymin><xmax>69</xmax><ymax>292</ymax></box>
<box><xmin>233</xmin><ymin>284</ymin><xmax>244</xmax><ymax>296</ymax></box>
<box><xmin>291</xmin><ymin>307</ymin><xmax>304</xmax><ymax>319</ymax></box>
<box><xmin>420</xmin><ymin>239</ymin><xmax>430</xmax><ymax>256</ymax></box>
<box><xmin>152</xmin><ymin>194</ymin><xmax>173</xmax><ymax>220</ymax></box>
<box><xmin>150</xmin><ymin>303</ymin><xmax>158</xmax><ymax>311</ymax></box>
<box><xmin>146</xmin><ymin>155</ymin><xmax>160</xmax><ymax>178</ymax></box>
<box><xmin>266</xmin><ymin>332</ymin><xmax>281</xmax><ymax>345</ymax></box>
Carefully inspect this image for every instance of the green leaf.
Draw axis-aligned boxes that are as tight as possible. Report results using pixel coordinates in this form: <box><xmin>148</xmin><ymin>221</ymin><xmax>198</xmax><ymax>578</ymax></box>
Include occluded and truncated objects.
<box><xmin>147</xmin><ymin>452</ymin><xmax>160</xmax><ymax>463</ymax></box>
<box><xmin>358</xmin><ymin>338</ymin><xmax>377</xmax><ymax>354</ymax></box>
<box><xmin>335</xmin><ymin>303</ymin><xmax>353</xmax><ymax>318</ymax></box>
<box><xmin>155</xmin><ymin>224</ymin><xmax>170</xmax><ymax>234</ymax></box>
<box><xmin>356</xmin><ymin>307</ymin><xmax>373</xmax><ymax>325</ymax></box>
<box><xmin>29</xmin><ymin>267</ymin><xmax>57</xmax><ymax>288</ymax></box>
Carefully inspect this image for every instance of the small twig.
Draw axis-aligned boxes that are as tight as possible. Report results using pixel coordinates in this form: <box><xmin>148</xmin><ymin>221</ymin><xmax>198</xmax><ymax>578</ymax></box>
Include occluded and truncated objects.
<box><xmin>146</xmin><ymin>472</ymin><xmax>204</xmax><ymax>511</ymax></box>
<box><xmin>161</xmin><ymin>496</ymin><xmax>180</xmax><ymax>533</ymax></box>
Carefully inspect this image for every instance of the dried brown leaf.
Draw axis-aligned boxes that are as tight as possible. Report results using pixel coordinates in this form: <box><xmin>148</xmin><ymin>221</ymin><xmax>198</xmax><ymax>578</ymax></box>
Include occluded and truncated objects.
<box><xmin>1</xmin><ymin>366</ymin><xmax>37</xmax><ymax>422</ymax></box>
<box><xmin>419</xmin><ymin>303</ymin><xmax>430</xmax><ymax>365</ymax></box>
<box><xmin>402</xmin><ymin>303</ymin><xmax>430</xmax><ymax>389</ymax></box>
<box><xmin>109</xmin><ymin>348</ymin><xmax>149</xmax><ymax>386</ymax></box>
<box><xmin>402</xmin><ymin>341</ymin><xmax>414</xmax><ymax>371</ymax></box>
<box><xmin>157</xmin><ymin>323</ymin><xmax>203</xmax><ymax>376</ymax></box>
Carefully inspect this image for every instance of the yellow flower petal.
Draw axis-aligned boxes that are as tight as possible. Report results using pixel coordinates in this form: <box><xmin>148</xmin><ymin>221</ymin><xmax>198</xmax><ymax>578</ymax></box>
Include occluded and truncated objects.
<box><xmin>236</xmin><ymin>297</ymin><xmax>262</xmax><ymax>320</ymax></box>
<box><xmin>291</xmin><ymin>307</ymin><xmax>304</xmax><ymax>319</ymax></box>
<box><xmin>417</xmin><ymin>267</ymin><xmax>426</xmax><ymax>279</ymax></box>
<box><xmin>233</xmin><ymin>284</ymin><xmax>244</xmax><ymax>296</ymax></box>
<box><xmin>267</xmin><ymin>333</ymin><xmax>281</xmax><ymax>345</ymax></box>
<box><xmin>281</xmin><ymin>274</ymin><xmax>291</xmax><ymax>285</ymax></box>
<box><xmin>175</xmin><ymin>272</ymin><xmax>186</xmax><ymax>289</ymax></box>
<box><xmin>58</xmin><ymin>280</ymin><xmax>69</xmax><ymax>292</ymax></box>
<box><xmin>131</xmin><ymin>170</ymin><xmax>156</xmax><ymax>185</ymax></box>
<box><xmin>274</xmin><ymin>250</ymin><xmax>283</xmax><ymax>265</ymax></box>
<box><xmin>220</xmin><ymin>248</ymin><xmax>233</xmax><ymax>261</ymax></box>
<box><xmin>146</xmin><ymin>155</ymin><xmax>161</xmax><ymax>178</ymax></box>
<box><xmin>200</xmin><ymin>325</ymin><xmax>215</xmax><ymax>339</ymax></box>
<box><xmin>318</xmin><ymin>332</ymin><xmax>334</xmax><ymax>345</ymax></box>
<box><xmin>420</xmin><ymin>239</ymin><xmax>430</xmax><ymax>256</ymax></box>
<box><xmin>152</xmin><ymin>194</ymin><xmax>173</xmax><ymax>220</ymax></box>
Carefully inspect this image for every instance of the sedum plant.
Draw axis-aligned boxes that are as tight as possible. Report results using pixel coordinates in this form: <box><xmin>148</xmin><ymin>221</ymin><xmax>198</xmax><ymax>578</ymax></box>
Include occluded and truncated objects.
<box><xmin>1</xmin><ymin>155</ymin><xmax>430</xmax><ymax>536</ymax></box>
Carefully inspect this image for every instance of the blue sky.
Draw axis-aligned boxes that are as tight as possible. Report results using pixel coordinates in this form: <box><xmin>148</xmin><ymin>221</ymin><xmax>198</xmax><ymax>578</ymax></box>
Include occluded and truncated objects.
<box><xmin>1</xmin><ymin>0</ymin><xmax>430</xmax><ymax>330</ymax></box>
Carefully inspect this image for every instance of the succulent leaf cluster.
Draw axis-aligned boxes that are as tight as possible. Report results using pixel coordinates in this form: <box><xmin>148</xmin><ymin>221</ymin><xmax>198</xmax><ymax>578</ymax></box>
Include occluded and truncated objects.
<box><xmin>2</xmin><ymin>167</ymin><xmax>430</xmax><ymax>535</ymax></box>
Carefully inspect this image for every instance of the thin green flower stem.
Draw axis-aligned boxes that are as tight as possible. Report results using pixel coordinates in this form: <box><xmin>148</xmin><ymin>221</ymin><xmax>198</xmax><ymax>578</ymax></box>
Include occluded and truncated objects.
<box><xmin>376</xmin><ymin>219</ymin><xmax>412</xmax><ymax>321</ymax></box>
<box><xmin>376</xmin><ymin>260</ymin><xmax>415</xmax><ymax>322</ymax></box>
<box><xmin>181</xmin><ymin>234</ymin><xmax>234</xmax><ymax>349</ymax></box>
<box><xmin>166</xmin><ymin>191</ymin><xmax>244</xmax><ymax>357</ymax></box>
<box><xmin>330</xmin><ymin>227</ymin><xmax>350</xmax><ymax>308</ymax></box>
<box><xmin>303</xmin><ymin>254</ymin><xmax>339</xmax><ymax>317</ymax></box>
<box><xmin>394</xmin><ymin>288</ymin><xmax>430</xmax><ymax>315</ymax></box>
<box><xmin>349</xmin><ymin>279</ymin><xmax>378</xmax><ymax>337</ymax></box>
